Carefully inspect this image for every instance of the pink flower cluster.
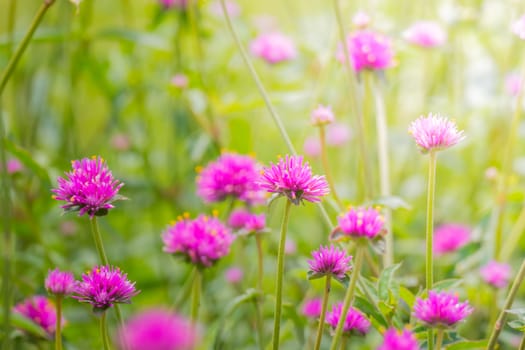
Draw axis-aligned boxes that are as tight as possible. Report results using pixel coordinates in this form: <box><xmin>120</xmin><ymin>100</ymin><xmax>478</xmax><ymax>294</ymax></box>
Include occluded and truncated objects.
<box><xmin>14</xmin><ymin>296</ymin><xmax>58</xmax><ymax>337</ymax></box>
<box><xmin>301</xmin><ymin>298</ymin><xmax>322</xmax><ymax>319</ymax></box>
<box><xmin>334</xmin><ymin>206</ymin><xmax>385</xmax><ymax>240</ymax></box>
<box><xmin>409</xmin><ymin>113</ymin><xmax>465</xmax><ymax>154</ymax></box>
<box><xmin>433</xmin><ymin>223</ymin><xmax>470</xmax><ymax>255</ymax></box>
<box><xmin>311</xmin><ymin>105</ymin><xmax>335</xmax><ymax>126</ymax></box>
<box><xmin>325</xmin><ymin>303</ymin><xmax>370</xmax><ymax>336</ymax></box>
<box><xmin>307</xmin><ymin>245</ymin><xmax>352</xmax><ymax>280</ymax></box>
<box><xmin>377</xmin><ymin>328</ymin><xmax>418</xmax><ymax>350</ymax></box>
<box><xmin>480</xmin><ymin>260</ymin><xmax>511</xmax><ymax>289</ymax></box>
<box><xmin>45</xmin><ymin>268</ymin><xmax>75</xmax><ymax>296</ymax></box>
<box><xmin>228</xmin><ymin>208</ymin><xmax>266</xmax><ymax>234</ymax></box>
<box><xmin>403</xmin><ymin>21</ymin><xmax>447</xmax><ymax>48</ymax></box>
<box><xmin>413</xmin><ymin>290</ymin><xmax>473</xmax><ymax>328</ymax></box>
<box><xmin>250</xmin><ymin>32</ymin><xmax>297</xmax><ymax>64</ymax></box>
<box><xmin>337</xmin><ymin>30</ymin><xmax>393</xmax><ymax>72</ymax></box>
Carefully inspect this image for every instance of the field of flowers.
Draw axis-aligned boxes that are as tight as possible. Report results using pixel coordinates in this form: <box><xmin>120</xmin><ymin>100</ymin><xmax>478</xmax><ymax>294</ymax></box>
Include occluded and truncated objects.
<box><xmin>1</xmin><ymin>0</ymin><xmax>525</xmax><ymax>349</ymax></box>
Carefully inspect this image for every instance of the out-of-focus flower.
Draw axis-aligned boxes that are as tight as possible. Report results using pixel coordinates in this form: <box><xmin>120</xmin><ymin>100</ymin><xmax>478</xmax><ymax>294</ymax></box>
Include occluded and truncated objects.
<box><xmin>353</xmin><ymin>11</ymin><xmax>370</xmax><ymax>29</ymax></box>
<box><xmin>413</xmin><ymin>290</ymin><xmax>473</xmax><ymax>328</ymax></box>
<box><xmin>14</xmin><ymin>296</ymin><xmax>58</xmax><ymax>337</ymax></box>
<box><xmin>480</xmin><ymin>260</ymin><xmax>512</xmax><ymax>289</ymax></box>
<box><xmin>505</xmin><ymin>73</ymin><xmax>523</xmax><ymax>97</ymax></box>
<box><xmin>210</xmin><ymin>0</ymin><xmax>240</xmax><ymax>18</ymax></box>
<box><xmin>303</xmin><ymin>137</ymin><xmax>321</xmax><ymax>158</ymax></box>
<box><xmin>325</xmin><ymin>303</ymin><xmax>370</xmax><ymax>336</ymax></box>
<box><xmin>171</xmin><ymin>73</ymin><xmax>189</xmax><ymax>89</ymax></box>
<box><xmin>433</xmin><ymin>223</ymin><xmax>470</xmax><ymax>255</ymax></box>
<box><xmin>512</xmin><ymin>14</ymin><xmax>525</xmax><ymax>40</ymax></box>
<box><xmin>311</xmin><ymin>105</ymin><xmax>335</xmax><ymax>126</ymax></box>
<box><xmin>224</xmin><ymin>267</ymin><xmax>243</xmax><ymax>284</ymax></box>
<box><xmin>333</xmin><ymin>207</ymin><xmax>385</xmax><ymax>240</ymax></box>
<box><xmin>403</xmin><ymin>21</ymin><xmax>447</xmax><ymax>48</ymax></box>
<box><xmin>45</xmin><ymin>268</ymin><xmax>75</xmax><ymax>296</ymax></box>
<box><xmin>408</xmin><ymin>113</ymin><xmax>465</xmax><ymax>154</ymax></box>
<box><xmin>337</xmin><ymin>30</ymin><xmax>394</xmax><ymax>72</ymax></box>
<box><xmin>227</xmin><ymin>209</ymin><xmax>266</xmax><ymax>234</ymax></box>
<box><xmin>326</xmin><ymin>123</ymin><xmax>352</xmax><ymax>146</ymax></box>
<box><xmin>250</xmin><ymin>32</ymin><xmax>296</xmax><ymax>64</ymax></box>
<box><xmin>285</xmin><ymin>239</ymin><xmax>297</xmax><ymax>255</ymax></box>
<box><xmin>377</xmin><ymin>328</ymin><xmax>419</xmax><ymax>350</ymax></box>
<box><xmin>4</xmin><ymin>159</ymin><xmax>23</xmax><ymax>174</ymax></box>
<box><xmin>307</xmin><ymin>245</ymin><xmax>352</xmax><ymax>280</ymax></box>
<box><xmin>227</xmin><ymin>208</ymin><xmax>252</xmax><ymax>229</ymax></box>
<box><xmin>485</xmin><ymin>167</ymin><xmax>498</xmax><ymax>181</ymax></box>
<box><xmin>160</xmin><ymin>0</ymin><xmax>187</xmax><ymax>10</ymax></box>
<box><xmin>111</xmin><ymin>133</ymin><xmax>131</xmax><ymax>152</ymax></box>
<box><xmin>301</xmin><ymin>298</ymin><xmax>322</xmax><ymax>319</ymax></box>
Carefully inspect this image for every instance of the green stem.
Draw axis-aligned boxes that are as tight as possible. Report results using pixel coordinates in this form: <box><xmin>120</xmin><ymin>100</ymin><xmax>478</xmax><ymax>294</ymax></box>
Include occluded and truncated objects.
<box><xmin>500</xmin><ymin>204</ymin><xmax>525</xmax><ymax>261</ymax></box>
<box><xmin>255</xmin><ymin>234</ymin><xmax>264</xmax><ymax>291</ymax></box>
<box><xmin>435</xmin><ymin>329</ymin><xmax>444</xmax><ymax>350</ymax></box>
<box><xmin>253</xmin><ymin>299</ymin><xmax>265</xmax><ymax>350</ymax></box>
<box><xmin>100</xmin><ymin>312</ymin><xmax>110</xmax><ymax>350</ymax></box>
<box><xmin>329</xmin><ymin>244</ymin><xmax>365</xmax><ymax>350</ymax></box>
<box><xmin>425</xmin><ymin>151</ymin><xmax>437</xmax><ymax>290</ymax></box>
<box><xmin>271</xmin><ymin>200</ymin><xmax>293</xmax><ymax>350</ymax></box>
<box><xmin>191</xmin><ymin>268</ymin><xmax>202</xmax><ymax>323</ymax></box>
<box><xmin>319</xmin><ymin>126</ymin><xmax>343</xmax><ymax>209</ymax></box>
<box><xmin>314</xmin><ymin>275</ymin><xmax>331</xmax><ymax>350</ymax></box>
<box><xmin>55</xmin><ymin>295</ymin><xmax>63</xmax><ymax>350</ymax></box>
<box><xmin>487</xmin><ymin>258</ymin><xmax>525</xmax><ymax>349</ymax></box>
<box><xmin>6</xmin><ymin>0</ymin><xmax>16</xmax><ymax>56</ymax></box>
<box><xmin>174</xmin><ymin>267</ymin><xmax>197</xmax><ymax>310</ymax></box>
<box><xmin>519</xmin><ymin>333</ymin><xmax>525</xmax><ymax>350</ymax></box>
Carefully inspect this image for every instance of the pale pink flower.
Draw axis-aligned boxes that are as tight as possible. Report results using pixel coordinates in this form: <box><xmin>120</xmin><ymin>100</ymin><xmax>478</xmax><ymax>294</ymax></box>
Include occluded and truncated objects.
<box><xmin>303</xmin><ymin>137</ymin><xmax>321</xmax><ymax>158</ymax></box>
<box><xmin>505</xmin><ymin>73</ymin><xmax>523</xmax><ymax>96</ymax></box>
<box><xmin>111</xmin><ymin>133</ymin><xmax>131</xmax><ymax>151</ymax></box>
<box><xmin>327</xmin><ymin>123</ymin><xmax>352</xmax><ymax>146</ymax></box>
<box><xmin>6</xmin><ymin>159</ymin><xmax>23</xmax><ymax>174</ymax></box>
<box><xmin>433</xmin><ymin>223</ymin><xmax>470</xmax><ymax>255</ymax></box>
<box><xmin>210</xmin><ymin>0</ymin><xmax>240</xmax><ymax>18</ymax></box>
<box><xmin>403</xmin><ymin>21</ymin><xmax>447</xmax><ymax>48</ymax></box>
<box><xmin>224</xmin><ymin>267</ymin><xmax>243</xmax><ymax>284</ymax></box>
<box><xmin>512</xmin><ymin>14</ymin><xmax>525</xmax><ymax>40</ymax></box>
<box><xmin>408</xmin><ymin>113</ymin><xmax>465</xmax><ymax>154</ymax></box>
<box><xmin>480</xmin><ymin>260</ymin><xmax>511</xmax><ymax>289</ymax></box>
<box><xmin>311</xmin><ymin>105</ymin><xmax>335</xmax><ymax>126</ymax></box>
<box><xmin>285</xmin><ymin>239</ymin><xmax>297</xmax><ymax>255</ymax></box>
<box><xmin>378</xmin><ymin>328</ymin><xmax>418</xmax><ymax>350</ymax></box>
<box><xmin>250</xmin><ymin>32</ymin><xmax>297</xmax><ymax>64</ymax></box>
<box><xmin>171</xmin><ymin>73</ymin><xmax>189</xmax><ymax>89</ymax></box>
<box><xmin>337</xmin><ymin>30</ymin><xmax>394</xmax><ymax>72</ymax></box>
<box><xmin>353</xmin><ymin>11</ymin><xmax>370</xmax><ymax>29</ymax></box>
<box><xmin>301</xmin><ymin>298</ymin><xmax>322</xmax><ymax>319</ymax></box>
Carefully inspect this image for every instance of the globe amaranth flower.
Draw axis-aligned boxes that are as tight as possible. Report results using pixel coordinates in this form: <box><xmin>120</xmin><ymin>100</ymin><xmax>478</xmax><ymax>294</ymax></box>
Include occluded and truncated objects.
<box><xmin>162</xmin><ymin>214</ymin><xmax>235</xmax><ymax>268</ymax></box>
<box><xmin>408</xmin><ymin>113</ymin><xmax>465</xmax><ymax>154</ymax></box>
<box><xmin>311</xmin><ymin>105</ymin><xmax>335</xmax><ymax>126</ymax></box>
<box><xmin>433</xmin><ymin>223</ymin><xmax>470</xmax><ymax>256</ymax></box>
<box><xmin>332</xmin><ymin>206</ymin><xmax>385</xmax><ymax>241</ymax></box>
<box><xmin>118</xmin><ymin>309</ymin><xmax>198</xmax><ymax>350</ymax></box>
<box><xmin>337</xmin><ymin>30</ymin><xmax>393</xmax><ymax>72</ymax></box>
<box><xmin>14</xmin><ymin>296</ymin><xmax>59</xmax><ymax>337</ymax></box>
<box><xmin>196</xmin><ymin>152</ymin><xmax>265</xmax><ymax>205</ymax></box>
<box><xmin>224</xmin><ymin>267</ymin><xmax>243</xmax><ymax>284</ymax></box>
<box><xmin>301</xmin><ymin>298</ymin><xmax>322</xmax><ymax>319</ymax></box>
<box><xmin>513</xmin><ymin>14</ymin><xmax>525</xmax><ymax>40</ymax></box>
<box><xmin>377</xmin><ymin>328</ymin><xmax>419</xmax><ymax>350</ymax></box>
<box><xmin>258</xmin><ymin>155</ymin><xmax>329</xmax><ymax>205</ymax></box>
<box><xmin>325</xmin><ymin>303</ymin><xmax>370</xmax><ymax>336</ymax></box>
<box><xmin>45</xmin><ymin>268</ymin><xmax>75</xmax><ymax>296</ymax></box>
<box><xmin>307</xmin><ymin>245</ymin><xmax>352</xmax><ymax>280</ymax></box>
<box><xmin>480</xmin><ymin>260</ymin><xmax>512</xmax><ymax>289</ymax></box>
<box><xmin>250</xmin><ymin>32</ymin><xmax>296</xmax><ymax>64</ymax></box>
<box><xmin>52</xmin><ymin>156</ymin><xmax>125</xmax><ymax>218</ymax></box>
<box><xmin>73</xmin><ymin>265</ymin><xmax>139</xmax><ymax>313</ymax></box>
<box><xmin>227</xmin><ymin>208</ymin><xmax>266</xmax><ymax>234</ymax></box>
<box><xmin>403</xmin><ymin>21</ymin><xmax>447</xmax><ymax>48</ymax></box>
<box><xmin>352</xmin><ymin>11</ymin><xmax>370</xmax><ymax>29</ymax></box>
<box><xmin>413</xmin><ymin>290</ymin><xmax>473</xmax><ymax>328</ymax></box>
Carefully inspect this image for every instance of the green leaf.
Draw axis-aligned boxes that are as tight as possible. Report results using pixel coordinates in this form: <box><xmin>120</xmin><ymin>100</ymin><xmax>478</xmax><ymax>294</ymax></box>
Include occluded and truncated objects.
<box><xmin>354</xmin><ymin>296</ymin><xmax>389</xmax><ymax>329</ymax></box>
<box><xmin>307</xmin><ymin>270</ymin><xmax>324</xmax><ymax>280</ymax></box>
<box><xmin>446</xmin><ymin>339</ymin><xmax>489</xmax><ymax>350</ymax></box>
<box><xmin>399</xmin><ymin>286</ymin><xmax>416</xmax><ymax>308</ymax></box>
<box><xmin>432</xmin><ymin>279</ymin><xmax>462</xmax><ymax>291</ymax></box>
<box><xmin>508</xmin><ymin>320</ymin><xmax>525</xmax><ymax>332</ymax></box>
<box><xmin>11</xmin><ymin>312</ymin><xmax>49</xmax><ymax>339</ymax></box>
<box><xmin>366</xmin><ymin>195</ymin><xmax>412</xmax><ymax>210</ymax></box>
<box><xmin>378</xmin><ymin>263</ymin><xmax>401</xmax><ymax>301</ymax></box>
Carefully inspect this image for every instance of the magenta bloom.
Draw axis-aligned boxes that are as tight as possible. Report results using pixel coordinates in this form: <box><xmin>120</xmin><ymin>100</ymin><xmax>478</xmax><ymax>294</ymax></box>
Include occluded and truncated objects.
<box><xmin>311</xmin><ymin>105</ymin><xmax>335</xmax><ymax>126</ymax></box>
<box><xmin>337</xmin><ymin>30</ymin><xmax>393</xmax><ymax>72</ymax></box>
<box><xmin>118</xmin><ymin>309</ymin><xmax>198</xmax><ymax>350</ymax></box>
<box><xmin>378</xmin><ymin>328</ymin><xmax>418</xmax><ymax>350</ymax></box>
<box><xmin>259</xmin><ymin>155</ymin><xmax>329</xmax><ymax>205</ymax></box>
<box><xmin>227</xmin><ymin>208</ymin><xmax>252</xmax><ymax>229</ymax></box>
<box><xmin>413</xmin><ymin>290</ymin><xmax>473</xmax><ymax>328</ymax></box>
<box><xmin>480</xmin><ymin>260</ymin><xmax>512</xmax><ymax>289</ymax></box>
<box><xmin>5</xmin><ymin>159</ymin><xmax>23</xmax><ymax>174</ymax></box>
<box><xmin>162</xmin><ymin>214</ymin><xmax>235</xmax><ymax>267</ymax></box>
<box><xmin>227</xmin><ymin>209</ymin><xmax>266</xmax><ymax>234</ymax></box>
<box><xmin>403</xmin><ymin>21</ymin><xmax>447</xmax><ymax>48</ymax></box>
<box><xmin>307</xmin><ymin>245</ymin><xmax>352</xmax><ymax>280</ymax></box>
<box><xmin>224</xmin><ymin>267</ymin><xmax>243</xmax><ymax>284</ymax></box>
<box><xmin>433</xmin><ymin>223</ymin><xmax>470</xmax><ymax>255</ymax></box>
<box><xmin>250</xmin><ymin>32</ymin><xmax>297</xmax><ymax>64</ymax></box>
<box><xmin>301</xmin><ymin>298</ymin><xmax>322</xmax><ymax>319</ymax></box>
<box><xmin>52</xmin><ymin>156</ymin><xmax>125</xmax><ymax>218</ymax></box>
<box><xmin>326</xmin><ymin>303</ymin><xmax>370</xmax><ymax>336</ymax></box>
<box><xmin>45</xmin><ymin>268</ymin><xmax>75</xmax><ymax>296</ymax></box>
<box><xmin>408</xmin><ymin>113</ymin><xmax>465</xmax><ymax>154</ymax></box>
<box><xmin>73</xmin><ymin>265</ymin><xmax>139</xmax><ymax>312</ymax></box>
<box><xmin>14</xmin><ymin>296</ymin><xmax>58</xmax><ymax>337</ymax></box>
<box><xmin>196</xmin><ymin>153</ymin><xmax>264</xmax><ymax>205</ymax></box>
<box><xmin>513</xmin><ymin>14</ymin><xmax>525</xmax><ymax>40</ymax></box>
<box><xmin>333</xmin><ymin>207</ymin><xmax>385</xmax><ymax>240</ymax></box>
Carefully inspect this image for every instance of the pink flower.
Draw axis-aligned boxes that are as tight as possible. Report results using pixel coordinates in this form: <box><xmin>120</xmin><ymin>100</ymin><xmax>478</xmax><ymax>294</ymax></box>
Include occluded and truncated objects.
<box><xmin>14</xmin><ymin>296</ymin><xmax>58</xmax><ymax>337</ymax></box>
<box><xmin>505</xmin><ymin>73</ymin><xmax>523</xmax><ymax>97</ymax></box>
<box><xmin>403</xmin><ymin>21</ymin><xmax>447</xmax><ymax>48</ymax></box>
<box><xmin>210</xmin><ymin>0</ymin><xmax>240</xmax><ymax>18</ymax></box>
<box><xmin>227</xmin><ymin>208</ymin><xmax>252</xmax><ymax>229</ymax></box>
<box><xmin>111</xmin><ymin>133</ymin><xmax>131</xmax><ymax>151</ymax></box>
<box><xmin>45</xmin><ymin>268</ymin><xmax>75</xmax><ymax>296</ymax></box>
<box><xmin>311</xmin><ymin>105</ymin><xmax>335</xmax><ymax>126</ymax></box>
<box><xmin>337</xmin><ymin>30</ymin><xmax>394</xmax><ymax>72</ymax></box>
<box><xmin>352</xmin><ymin>11</ymin><xmax>371</xmax><ymax>29</ymax></box>
<box><xmin>227</xmin><ymin>209</ymin><xmax>265</xmax><ymax>234</ymax></box>
<box><xmin>171</xmin><ymin>73</ymin><xmax>189</xmax><ymax>89</ymax></box>
<box><xmin>258</xmin><ymin>155</ymin><xmax>329</xmax><ymax>205</ymax></box>
<box><xmin>480</xmin><ymin>260</ymin><xmax>512</xmax><ymax>289</ymax></box>
<box><xmin>307</xmin><ymin>245</ymin><xmax>352</xmax><ymax>280</ymax></box>
<box><xmin>303</xmin><ymin>137</ymin><xmax>321</xmax><ymax>158</ymax></box>
<box><xmin>325</xmin><ymin>303</ymin><xmax>370</xmax><ymax>336</ymax></box>
<box><xmin>377</xmin><ymin>328</ymin><xmax>418</xmax><ymax>350</ymax></box>
<box><xmin>224</xmin><ymin>267</ymin><xmax>243</xmax><ymax>284</ymax></box>
<box><xmin>413</xmin><ymin>290</ymin><xmax>473</xmax><ymax>328</ymax></box>
<box><xmin>118</xmin><ymin>309</ymin><xmax>198</xmax><ymax>350</ymax></box>
<box><xmin>512</xmin><ymin>14</ymin><xmax>525</xmax><ymax>40</ymax></box>
<box><xmin>285</xmin><ymin>239</ymin><xmax>297</xmax><ymax>255</ymax></box>
<box><xmin>333</xmin><ymin>207</ymin><xmax>385</xmax><ymax>240</ymax></box>
<box><xmin>6</xmin><ymin>159</ymin><xmax>23</xmax><ymax>174</ymax></box>
<box><xmin>250</xmin><ymin>32</ymin><xmax>297</xmax><ymax>64</ymax></box>
<box><xmin>326</xmin><ymin>123</ymin><xmax>352</xmax><ymax>146</ymax></box>
<box><xmin>301</xmin><ymin>298</ymin><xmax>322</xmax><ymax>319</ymax></box>
<box><xmin>433</xmin><ymin>224</ymin><xmax>470</xmax><ymax>255</ymax></box>
<box><xmin>408</xmin><ymin>113</ymin><xmax>465</xmax><ymax>154</ymax></box>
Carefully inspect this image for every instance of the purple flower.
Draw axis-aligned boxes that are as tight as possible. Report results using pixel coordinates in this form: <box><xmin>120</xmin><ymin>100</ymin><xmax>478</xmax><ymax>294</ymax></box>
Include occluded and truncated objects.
<box><xmin>403</xmin><ymin>21</ymin><xmax>447</xmax><ymax>48</ymax></box>
<box><xmin>307</xmin><ymin>245</ymin><xmax>352</xmax><ymax>280</ymax></box>
<box><xmin>337</xmin><ymin>30</ymin><xmax>394</xmax><ymax>72</ymax></box>
<box><xmin>250</xmin><ymin>32</ymin><xmax>296</xmax><ymax>64</ymax></box>
<box><xmin>4</xmin><ymin>158</ymin><xmax>23</xmax><ymax>174</ymax></box>
<box><xmin>433</xmin><ymin>223</ymin><xmax>470</xmax><ymax>255</ymax></box>
<box><xmin>377</xmin><ymin>328</ymin><xmax>419</xmax><ymax>350</ymax></box>
<box><xmin>333</xmin><ymin>207</ymin><xmax>385</xmax><ymax>240</ymax></box>
<box><xmin>325</xmin><ymin>303</ymin><xmax>370</xmax><ymax>336</ymax></box>
<box><xmin>118</xmin><ymin>308</ymin><xmax>198</xmax><ymax>350</ymax></box>
<box><xmin>52</xmin><ymin>156</ymin><xmax>125</xmax><ymax>218</ymax></box>
<box><xmin>14</xmin><ymin>296</ymin><xmax>58</xmax><ymax>337</ymax></box>
<box><xmin>196</xmin><ymin>153</ymin><xmax>265</xmax><ymax>205</ymax></box>
<box><xmin>162</xmin><ymin>214</ymin><xmax>235</xmax><ymax>267</ymax></box>
<box><xmin>45</xmin><ymin>268</ymin><xmax>75</xmax><ymax>296</ymax></box>
<box><xmin>301</xmin><ymin>298</ymin><xmax>322</xmax><ymax>319</ymax></box>
<box><xmin>408</xmin><ymin>113</ymin><xmax>465</xmax><ymax>154</ymax></box>
<box><xmin>73</xmin><ymin>266</ymin><xmax>139</xmax><ymax>312</ymax></box>
<box><xmin>224</xmin><ymin>267</ymin><xmax>243</xmax><ymax>284</ymax></box>
<box><xmin>227</xmin><ymin>209</ymin><xmax>266</xmax><ymax>234</ymax></box>
<box><xmin>413</xmin><ymin>290</ymin><xmax>473</xmax><ymax>328</ymax></box>
<box><xmin>311</xmin><ymin>105</ymin><xmax>335</xmax><ymax>126</ymax></box>
<box><xmin>480</xmin><ymin>260</ymin><xmax>512</xmax><ymax>289</ymax></box>
<box><xmin>258</xmin><ymin>155</ymin><xmax>329</xmax><ymax>205</ymax></box>
<box><xmin>513</xmin><ymin>14</ymin><xmax>525</xmax><ymax>40</ymax></box>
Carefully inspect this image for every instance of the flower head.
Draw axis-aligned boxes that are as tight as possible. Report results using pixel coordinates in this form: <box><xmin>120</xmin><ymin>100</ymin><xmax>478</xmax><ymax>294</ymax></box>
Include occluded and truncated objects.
<box><xmin>378</xmin><ymin>328</ymin><xmax>419</xmax><ymax>350</ymax></box>
<box><xmin>118</xmin><ymin>308</ymin><xmax>198</xmax><ymax>350</ymax></box>
<box><xmin>413</xmin><ymin>290</ymin><xmax>473</xmax><ymax>328</ymax></box>
<box><xmin>73</xmin><ymin>266</ymin><xmax>139</xmax><ymax>312</ymax></box>
<box><xmin>333</xmin><ymin>207</ymin><xmax>385</xmax><ymax>240</ymax></box>
<box><xmin>352</xmin><ymin>11</ymin><xmax>370</xmax><ymax>29</ymax></box>
<box><xmin>210</xmin><ymin>0</ymin><xmax>240</xmax><ymax>18</ymax></box>
<box><xmin>14</xmin><ymin>296</ymin><xmax>58</xmax><ymax>337</ymax></box>
<box><xmin>433</xmin><ymin>223</ymin><xmax>470</xmax><ymax>255</ymax></box>
<box><xmin>52</xmin><ymin>156</ymin><xmax>125</xmax><ymax>218</ymax></box>
<box><xmin>408</xmin><ymin>113</ymin><xmax>465</xmax><ymax>153</ymax></box>
<box><xmin>196</xmin><ymin>153</ymin><xmax>264</xmax><ymax>205</ymax></box>
<box><xmin>403</xmin><ymin>21</ymin><xmax>447</xmax><ymax>48</ymax></box>
<box><xmin>311</xmin><ymin>105</ymin><xmax>335</xmax><ymax>126</ymax></box>
<box><xmin>327</xmin><ymin>123</ymin><xmax>352</xmax><ymax>146</ymax></box>
<box><xmin>227</xmin><ymin>209</ymin><xmax>266</xmax><ymax>234</ymax></box>
<box><xmin>224</xmin><ymin>267</ymin><xmax>243</xmax><ymax>284</ymax></box>
<box><xmin>337</xmin><ymin>30</ymin><xmax>393</xmax><ymax>72</ymax></box>
<box><xmin>45</xmin><ymin>268</ymin><xmax>75</xmax><ymax>296</ymax></box>
<box><xmin>171</xmin><ymin>73</ymin><xmax>189</xmax><ymax>89</ymax></box>
<box><xmin>301</xmin><ymin>298</ymin><xmax>322</xmax><ymax>319</ymax></box>
<box><xmin>258</xmin><ymin>155</ymin><xmax>329</xmax><ymax>205</ymax></box>
<box><xmin>480</xmin><ymin>260</ymin><xmax>512</xmax><ymax>289</ymax></box>
<box><xmin>325</xmin><ymin>303</ymin><xmax>370</xmax><ymax>336</ymax></box>
<box><xmin>162</xmin><ymin>214</ymin><xmax>235</xmax><ymax>268</ymax></box>
<box><xmin>5</xmin><ymin>159</ymin><xmax>23</xmax><ymax>174</ymax></box>
<box><xmin>512</xmin><ymin>14</ymin><xmax>525</xmax><ymax>40</ymax></box>
<box><xmin>250</xmin><ymin>32</ymin><xmax>297</xmax><ymax>64</ymax></box>
<box><xmin>307</xmin><ymin>245</ymin><xmax>352</xmax><ymax>280</ymax></box>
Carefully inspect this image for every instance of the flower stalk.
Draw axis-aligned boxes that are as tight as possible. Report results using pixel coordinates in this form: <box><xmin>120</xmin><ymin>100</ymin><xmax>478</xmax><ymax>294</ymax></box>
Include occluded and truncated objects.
<box><xmin>425</xmin><ymin>151</ymin><xmax>437</xmax><ymax>291</ymax></box>
<box><xmin>100</xmin><ymin>312</ymin><xmax>110</xmax><ymax>350</ymax></box>
<box><xmin>319</xmin><ymin>125</ymin><xmax>343</xmax><ymax>209</ymax></box>
<box><xmin>313</xmin><ymin>275</ymin><xmax>332</xmax><ymax>350</ymax></box>
<box><xmin>190</xmin><ymin>268</ymin><xmax>202</xmax><ymax>324</ymax></box>
<box><xmin>435</xmin><ymin>329</ymin><xmax>444</xmax><ymax>350</ymax></box>
<box><xmin>55</xmin><ymin>295</ymin><xmax>63</xmax><ymax>350</ymax></box>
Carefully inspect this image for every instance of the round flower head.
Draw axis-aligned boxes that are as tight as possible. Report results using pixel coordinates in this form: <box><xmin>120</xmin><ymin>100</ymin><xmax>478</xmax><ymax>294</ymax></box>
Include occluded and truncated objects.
<box><xmin>303</xmin><ymin>137</ymin><xmax>321</xmax><ymax>158</ymax></box>
<box><xmin>45</xmin><ymin>268</ymin><xmax>75</xmax><ymax>296</ymax></box>
<box><xmin>118</xmin><ymin>309</ymin><xmax>198</xmax><ymax>350</ymax></box>
<box><xmin>325</xmin><ymin>303</ymin><xmax>370</xmax><ymax>336</ymax></box>
<box><xmin>413</xmin><ymin>290</ymin><xmax>473</xmax><ymax>328</ymax></box>
<box><xmin>196</xmin><ymin>153</ymin><xmax>264</xmax><ymax>205</ymax></box>
<box><xmin>52</xmin><ymin>156</ymin><xmax>125</xmax><ymax>218</ymax></box>
<box><xmin>73</xmin><ymin>265</ymin><xmax>139</xmax><ymax>313</ymax></box>
<box><xmin>333</xmin><ymin>206</ymin><xmax>385</xmax><ymax>240</ymax></box>
<box><xmin>378</xmin><ymin>328</ymin><xmax>418</xmax><ymax>350</ymax></box>
<box><xmin>224</xmin><ymin>267</ymin><xmax>243</xmax><ymax>284</ymax></box>
<box><xmin>301</xmin><ymin>298</ymin><xmax>322</xmax><ymax>319</ymax></box>
<box><xmin>326</xmin><ymin>123</ymin><xmax>352</xmax><ymax>146</ymax></box>
<box><xmin>5</xmin><ymin>158</ymin><xmax>23</xmax><ymax>174</ymax></box>
<box><xmin>337</xmin><ymin>30</ymin><xmax>394</xmax><ymax>72</ymax></box>
<box><xmin>311</xmin><ymin>105</ymin><xmax>335</xmax><ymax>126</ymax></box>
<box><xmin>250</xmin><ymin>32</ymin><xmax>296</xmax><ymax>64</ymax></box>
<box><xmin>433</xmin><ymin>223</ymin><xmax>470</xmax><ymax>255</ymax></box>
<box><xmin>171</xmin><ymin>73</ymin><xmax>189</xmax><ymax>89</ymax></box>
<box><xmin>14</xmin><ymin>296</ymin><xmax>58</xmax><ymax>337</ymax></box>
<box><xmin>162</xmin><ymin>214</ymin><xmax>235</xmax><ymax>268</ymax></box>
<box><xmin>480</xmin><ymin>260</ymin><xmax>512</xmax><ymax>289</ymax></box>
<box><xmin>227</xmin><ymin>209</ymin><xmax>266</xmax><ymax>234</ymax></box>
<box><xmin>403</xmin><ymin>21</ymin><xmax>447</xmax><ymax>48</ymax></box>
<box><xmin>307</xmin><ymin>245</ymin><xmax>352</xmax><ymax>280</ymax></box>
<box><xmin>258</xmin><ymin>155</ymin><xmax>329</xmax><ymax>205</ymax></box>
<box><xmin>408</xmin><ymin>113</ymin><xmax>465</xmax><ymax>154</ymax></box>
<box><xmin>512</xmin><ymin>14</ymin><xmax>525</xmax><ymax>40</ymax></box>
<box><xmin>352</xmin><ymin>11</ymin><xmax>370</xmax><ymax>29</ymax></box>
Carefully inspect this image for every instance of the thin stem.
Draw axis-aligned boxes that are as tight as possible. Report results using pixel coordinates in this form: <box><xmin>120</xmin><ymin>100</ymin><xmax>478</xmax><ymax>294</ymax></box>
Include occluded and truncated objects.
<box><xmin>519</xmin><ymin>333</ymin><xmax>525</xmax><ymax>350</ymax></box>
<box><xmin>329</xmin><ymin>244</ymin><xmax>365</xmax><ymax>350</ymax></box>
<box><xmin>314</xmin><ymin>275</ymin><xmax>332</xmax><ymax>350</ymax></box>
<box><xmin>500</xmin><ymin>204</ymin><xmax>525</xmax><ymax>261</ymax></box>
<box><xmin>7</xmin><ymin>0</ymin><xmax>16</xmax><ymax>56</ymax></box>
<box><xmin>319</xmin><ymin>126</ymin><xmax>343</xmax><ymax>209</ymax></box>
<box><xmin>435</xmin><ymin>329</ymin><xmax>444</xmax><ymax>350</ymax></box>
<box><xmin>253</xmin><ymin>299</ymin><xmax>265</xmax><ymax>350</ymax></box>
<box><xmin>487</xmin><ymin>258</ymin><xmax>525</xmax><ymax>349</ymax></box>
<box><xmin>174</xmin><ymin>266</ymin><xmax>196</xmax><ymax>310</ymax></box>
<box><xmin>255</xmin><ymin>234</ymin><xmax>264</xmax><ymax>291</ymax></box>
<box><xmin>100</xmin><ymin>312</ymin><xmax>110</xmax><ymax>350</ymax></box>
<box><xmin>425</xmin><ymin>151</ymin><xmax>437</xmax><ymax>290</ymax></box>
<box><xmin>55</xmin><ymin>295</ymin><xmax>63</xmax><ymax>350</ymax></box>
<box><xmin>191</xmin><ymin>268</ymin><xmax>202</xmax><ymax>324</ymax></box>
<box><xmin>271</xmin><ymin>200</ymin><xmax>293</xmax><ymax>350</ymax></box>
